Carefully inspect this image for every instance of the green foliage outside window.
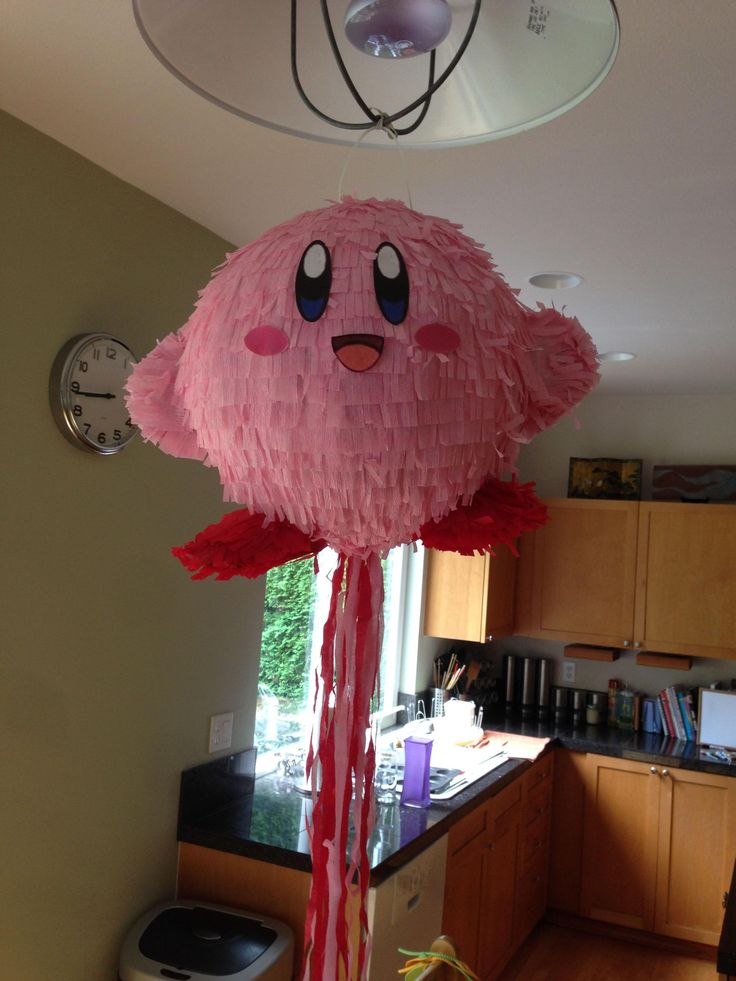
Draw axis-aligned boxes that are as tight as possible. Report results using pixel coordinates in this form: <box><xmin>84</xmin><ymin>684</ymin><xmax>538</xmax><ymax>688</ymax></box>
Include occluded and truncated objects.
<box><xmin>258</xmin><ymin>557</ymin><xmax>316</xmax><ymax>707</ymax></box>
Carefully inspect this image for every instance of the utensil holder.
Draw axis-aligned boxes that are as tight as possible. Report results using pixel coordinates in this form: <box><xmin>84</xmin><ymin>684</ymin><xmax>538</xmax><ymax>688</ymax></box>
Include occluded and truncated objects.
<box><xmin>428</xmin><ymin>688</ymin><xmax>449</xmax><ymax>718</ymax></box>
<box><xmin>400</xmin><ymin>736</ymin><xmax>433</xmax><ymax>808</ymax></box>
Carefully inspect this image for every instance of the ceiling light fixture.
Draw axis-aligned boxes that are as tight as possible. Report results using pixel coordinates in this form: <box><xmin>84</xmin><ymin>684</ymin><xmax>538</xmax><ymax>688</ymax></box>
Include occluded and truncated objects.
<box><xmin>344</xmin><ymin>0</ymin><xmax>453</xmax><ymax>59</ymax></box>
<box><xmin>599</xmin><ymin>351</ymin><xmax>636</xmax><ymax>362</ymax></box>
<box><xmin>529</xmin><ymin>271</ymin><xmax>584</xmax><ymax>289</ymax></box>
<box><xmin>132</xmin><ymin>0</ymin><xmax>620</xmax><ymax>148</ymax></box>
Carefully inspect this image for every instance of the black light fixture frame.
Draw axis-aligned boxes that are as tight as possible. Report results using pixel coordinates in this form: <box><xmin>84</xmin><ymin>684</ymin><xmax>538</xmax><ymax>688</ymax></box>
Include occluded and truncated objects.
<box><xmin>290</xmin><ymin>0</ymin><xmax>483</xmax><ymax>136</ymax></box>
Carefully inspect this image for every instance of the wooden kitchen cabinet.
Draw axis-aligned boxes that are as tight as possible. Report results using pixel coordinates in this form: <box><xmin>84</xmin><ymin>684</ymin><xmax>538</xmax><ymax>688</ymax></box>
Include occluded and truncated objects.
<box><xmin>515</xmin><ymin>498</ymin><xmax>736</xmax><ymax>658</ymax></box>
<box><xmin>654</xmin><ymin>765</ymin><xmax>736</xmax><ymax>945</ymax></box>
<box><xmin>547</xmin><ymin>748</ymin><xmax>587</xmax><ymax>914</ymax></box>
<box><xmin>442</xmin><ymin>798</ymin><xmax>491</xmax><ymax>970</ymax></box>
<box><xmin>511</xmin><ymin>752</ymin><xmax>554</xmax><ymax>950</ymax></box>
<box><xmin>579</xmin><ymin>754</ymin><xmax>661</xmax><ymax>930</ymax></box>
<box><xmin>635</xmin><ymin>502</ymin><xmax>736</xmax><ymax>659</ymax></box>
<box><xmin>580</xmin><ymin>754</ymin><xmax>736</xmax><ymax>945</ymax></box>
<box><xmin>442</xmin><ymin>755</ymin><xmax>553</xmax><ymax>981</ymax></box>
<box><xmin>423</xmin><ymin>545</ymin><xmax>517</xmax><ymax>643</ymax></box>
<box><xmin>514</xmin><ymin>498</ymin><xmax>640</xmax><ymax>647</ymax></box>
<box><xmin>442</xmin><ymin>782</ymin><xmax>520</xmax><ymax>979</ymax></box>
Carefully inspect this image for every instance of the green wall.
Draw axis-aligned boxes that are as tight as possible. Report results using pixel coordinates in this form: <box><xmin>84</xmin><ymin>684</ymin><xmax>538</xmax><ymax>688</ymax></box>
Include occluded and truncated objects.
<box><xmin>0</xmin><ymin>110</ymin><xmax>266</xmax><ymax>980</ymax></box>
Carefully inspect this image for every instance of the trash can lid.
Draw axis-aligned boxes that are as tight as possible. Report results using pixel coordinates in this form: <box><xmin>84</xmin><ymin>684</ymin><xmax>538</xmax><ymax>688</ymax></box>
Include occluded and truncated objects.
<box><xmin>139</xmin><ymin>906</ymin><xmax>277</xmax><ymax>975</ymax></box>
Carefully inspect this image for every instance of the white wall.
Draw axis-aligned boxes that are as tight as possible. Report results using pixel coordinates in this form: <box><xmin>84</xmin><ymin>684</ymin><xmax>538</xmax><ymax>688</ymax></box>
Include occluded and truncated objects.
<box><xmin>1</xmin><ymin>111</ymin><xmax>266</xmax><ymax>980</ymax></box>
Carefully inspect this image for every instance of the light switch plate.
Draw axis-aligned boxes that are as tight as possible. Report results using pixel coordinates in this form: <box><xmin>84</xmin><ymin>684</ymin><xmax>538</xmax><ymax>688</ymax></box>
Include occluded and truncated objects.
<box><xmin>208</xmin><ymin>712</ymin><xmax>234</xmax><ymax>753</ymax></box>
<box><xmin>562</xmin><ymin>661</ymin><xmax>576</xmax><ymax>683</ymax></box>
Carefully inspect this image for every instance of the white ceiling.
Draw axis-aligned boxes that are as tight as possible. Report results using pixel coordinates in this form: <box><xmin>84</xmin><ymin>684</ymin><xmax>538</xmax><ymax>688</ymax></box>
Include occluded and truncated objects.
<box><xmin>3</xmin><ymin>1</ymin><xmax>735</xmax><ymax>396</ymax></box>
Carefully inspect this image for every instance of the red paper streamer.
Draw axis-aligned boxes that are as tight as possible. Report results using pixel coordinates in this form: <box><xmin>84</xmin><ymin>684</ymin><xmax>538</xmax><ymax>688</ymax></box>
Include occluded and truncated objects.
<box><xmin>303</xmin><ymin>553</ymin><xmax>382</xmax><ymax>979</ymax></box>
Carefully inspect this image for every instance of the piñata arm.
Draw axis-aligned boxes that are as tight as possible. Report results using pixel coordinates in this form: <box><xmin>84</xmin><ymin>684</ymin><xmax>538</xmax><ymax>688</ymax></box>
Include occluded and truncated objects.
<box><xmin>173</xmin><ymin>509</ymin><xmax>327</xmax><ymax>580</ymax></box>
<box><xmin>418</xmin><ymin>475</ymin><xmax>548</xmax><ymax>556</ymax></box>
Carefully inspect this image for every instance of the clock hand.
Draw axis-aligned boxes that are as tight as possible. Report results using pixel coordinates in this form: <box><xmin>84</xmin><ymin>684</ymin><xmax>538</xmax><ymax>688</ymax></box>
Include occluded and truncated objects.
<box><xmin>75</xmin><ymin>390</ymin><xmax>116</xmax><ymax>399</ymax></box>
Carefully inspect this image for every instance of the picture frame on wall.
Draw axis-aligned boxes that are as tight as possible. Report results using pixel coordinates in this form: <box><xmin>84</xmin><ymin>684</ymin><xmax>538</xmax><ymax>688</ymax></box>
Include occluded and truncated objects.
<box><xmin>567</xmin><ymin>457</ymin><xmax>642</xmax><ymax>500</ymax></box>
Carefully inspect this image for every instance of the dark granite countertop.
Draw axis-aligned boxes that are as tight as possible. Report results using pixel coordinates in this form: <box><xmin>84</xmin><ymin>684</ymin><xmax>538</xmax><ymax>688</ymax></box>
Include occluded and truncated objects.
<box><xmin>178</xmin><ymin>713</ymin><xmax>735</xmax><ymax>886</ymax></box>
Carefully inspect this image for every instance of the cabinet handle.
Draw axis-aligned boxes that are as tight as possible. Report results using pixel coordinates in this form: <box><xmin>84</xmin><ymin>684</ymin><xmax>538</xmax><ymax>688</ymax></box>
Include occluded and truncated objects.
<box><xmin>661</xmin><ymin>768</ymin><xmax>669</xmax><ymax>777</ymax></box>
<box><xmin>623</xmin><ymin>640</ymin><xmax>630</xmax><ymax>648</ymax></box>
<box><xmin>650</xmin><ymin>766</ymin><xmax>659</xmax><ymax>775</ymax></box>
<box><xmin>633</xmin><ymin>641</ymin><xmax>642</xmax><ymax>649</ymax></box>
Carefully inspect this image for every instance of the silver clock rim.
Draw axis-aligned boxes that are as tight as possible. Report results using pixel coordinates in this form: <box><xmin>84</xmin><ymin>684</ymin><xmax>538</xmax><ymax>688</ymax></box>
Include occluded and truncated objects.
<box><xmin>49</xmin><ymin>332</ymin><xmax>139</xmax><ymax>455</ymax></box>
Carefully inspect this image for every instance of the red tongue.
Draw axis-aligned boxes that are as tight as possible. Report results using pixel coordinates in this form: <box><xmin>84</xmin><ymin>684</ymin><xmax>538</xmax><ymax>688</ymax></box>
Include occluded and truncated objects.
<box><xmin>332</xmin><ymin>334</ymin><xmax>384</xmax><ymax>372</ymax></box>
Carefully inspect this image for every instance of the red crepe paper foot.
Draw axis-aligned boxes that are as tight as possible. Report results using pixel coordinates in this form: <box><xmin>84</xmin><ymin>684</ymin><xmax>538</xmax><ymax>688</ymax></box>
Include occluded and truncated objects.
<box><xmin>172</xmin><ymin>509</ymin><xmax>326</xmax><ymax>580</ymax></box>
<box><xmin>419</xmin><ymin>476</ymin><xmax>548</xmax><ymax>556</ymax></box>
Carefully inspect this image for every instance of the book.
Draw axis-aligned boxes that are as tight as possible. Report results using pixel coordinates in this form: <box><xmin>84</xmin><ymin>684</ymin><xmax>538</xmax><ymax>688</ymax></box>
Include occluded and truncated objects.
<box><xmin>658</xmin><ymin>690</ymin><xmax>675</xmax><ymax>737</ymax></box>
<box><xmin>676</xmin><ymin>690</ymin><xmax>694</xmax><ymax>741</ymax></box>
<box><xmin>665</xmin><ymin>686</ymin><xmax>686</xmax><ymax>740</ymax></box>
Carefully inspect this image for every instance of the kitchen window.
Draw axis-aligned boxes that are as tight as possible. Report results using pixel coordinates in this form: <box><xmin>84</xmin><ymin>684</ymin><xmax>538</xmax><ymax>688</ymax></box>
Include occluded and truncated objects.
<box><xmin>255</xmin><ymin>544</ymin><xmax>417</xmax><ymax>773</ymax></box>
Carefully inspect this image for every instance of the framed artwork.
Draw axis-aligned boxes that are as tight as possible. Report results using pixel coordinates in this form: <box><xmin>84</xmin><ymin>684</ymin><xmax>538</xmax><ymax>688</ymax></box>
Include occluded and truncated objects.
<box><xmin>652</xmin><ymin>465</ymin><xmax>736</xmax><ymax>502</ymax></box>
<box><xmin>568</xmin><ymin>457</ymin><xmax>642</xmax><ymax>500</ymax></box>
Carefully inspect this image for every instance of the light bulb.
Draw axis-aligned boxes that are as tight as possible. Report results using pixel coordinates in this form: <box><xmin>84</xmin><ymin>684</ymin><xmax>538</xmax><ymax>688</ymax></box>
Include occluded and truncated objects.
<box><xmin>345</xmin><ymin>0</ymin><xmax>452</xmax><ymax>59</ymax></box>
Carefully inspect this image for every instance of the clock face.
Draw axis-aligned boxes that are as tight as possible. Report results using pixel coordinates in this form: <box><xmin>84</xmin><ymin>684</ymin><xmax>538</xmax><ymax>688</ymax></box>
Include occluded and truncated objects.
<box><xmin>50</xmin><ymin>333</ymin><xmax>138</xmax><ymax>454</ymax></box>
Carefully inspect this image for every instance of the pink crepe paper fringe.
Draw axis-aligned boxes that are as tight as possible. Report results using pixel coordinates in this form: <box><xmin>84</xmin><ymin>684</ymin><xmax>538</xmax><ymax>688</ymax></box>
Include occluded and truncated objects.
<box><xmin>126</xmin><ymin>197</ymin><xmax>599</xmax><ymax>556</ymax></box>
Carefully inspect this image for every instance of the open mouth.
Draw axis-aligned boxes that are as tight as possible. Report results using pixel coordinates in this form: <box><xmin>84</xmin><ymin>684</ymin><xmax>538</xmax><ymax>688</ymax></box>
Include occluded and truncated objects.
<box><xmin>331</xmin><ymin>333</ymin><xmax>384</xmax><ymax>372</ymax></box>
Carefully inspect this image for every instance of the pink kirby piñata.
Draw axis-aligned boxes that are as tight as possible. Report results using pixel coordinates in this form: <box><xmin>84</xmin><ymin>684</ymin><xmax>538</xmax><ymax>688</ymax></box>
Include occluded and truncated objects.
<box><xmin>126</xmin><ymin>197</ymin><xmax>598</xmax><ymax>979</ymax></box>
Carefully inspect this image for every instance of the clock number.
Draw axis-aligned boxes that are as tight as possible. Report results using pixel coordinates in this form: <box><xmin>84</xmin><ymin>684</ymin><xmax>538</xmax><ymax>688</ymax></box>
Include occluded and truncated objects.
<box><xmin>113</xmin><ymin>429</ymin><xmax>121</xmax><ymax>441</ymax></box>
<box><xmin>83</xmin><ymin>423</ymin><xmax>91</xmax><ymax>435</ymax></box>
<box><xmin>126</xmin><ymin>417</ymin><xmax>133</xmax><ymax>428</ymax></box>
<box><xmin>73</xmin><ymin>404</ymin><xmax>83</xmax><ymax>417</ymax></box>
<box><xmin>78</xmin><ymin>360</ymin><xmax>88</xmax><ymax>373</ymax></box>
<box><xmin>71</xmin><ymin>381</ymin><xmax>80</xmax><ymax>394</ymax></box>
<box><xmin>106</xmin><ymin>347</ymin><xmax>117</xmax><ymax>360</ymax></box>
<box><xmin>93</xmin><ymin>348</ymin><xmax>101</xmax><ymax>360</ymax></box>
<box><xmin>97</xmin><ymin>432</ymin><xmax>106</xmax><ymax>444</ymax></box>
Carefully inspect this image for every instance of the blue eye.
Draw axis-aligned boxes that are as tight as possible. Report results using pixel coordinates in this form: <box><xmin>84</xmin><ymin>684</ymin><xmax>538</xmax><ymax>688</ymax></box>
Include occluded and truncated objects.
<box><xmin>296</xmin><ymin>241</ymin><xmax>331</xmax><ymax>322</ymax></box>
<box><xmin>374</xmin><ymin>242</ymin><xmax>409</xmax><ymax>325</ymax></box>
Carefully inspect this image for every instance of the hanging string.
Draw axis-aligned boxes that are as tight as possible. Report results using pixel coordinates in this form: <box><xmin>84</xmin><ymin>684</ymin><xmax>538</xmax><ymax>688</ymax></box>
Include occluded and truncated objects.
<box><xmin>337</xmin><ymin>117</ymin><xmax>414</xmax><ymax>210</ymax></box>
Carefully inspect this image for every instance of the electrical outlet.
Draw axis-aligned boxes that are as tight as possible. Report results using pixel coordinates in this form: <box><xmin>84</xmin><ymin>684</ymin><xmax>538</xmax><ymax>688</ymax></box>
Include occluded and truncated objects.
<box><xmin>562</xmin><ymin>661</ymin><xmax>576</xmax><ymax>684</ymax></box>
<box><xmin>208</xmin><ymin>712</ymin><xmax>234</xmax><ymax>753</ymax></box>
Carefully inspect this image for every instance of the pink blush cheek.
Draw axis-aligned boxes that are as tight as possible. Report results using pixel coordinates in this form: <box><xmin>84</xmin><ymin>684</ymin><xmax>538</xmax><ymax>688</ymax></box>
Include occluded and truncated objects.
<box><xmin>245</xmin><ymin>325</ymin><xmax>289</xmax><ymax>356</ymax></box>
<box><xmin>414</xmin><ymin>323</ymin><xmax>460</xmax><ymax>355</ymax></box>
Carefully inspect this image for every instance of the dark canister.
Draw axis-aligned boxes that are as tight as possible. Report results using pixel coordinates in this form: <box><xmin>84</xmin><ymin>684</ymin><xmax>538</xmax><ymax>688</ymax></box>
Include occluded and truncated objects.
<box><xmin>503</xmin><ymin>654</ymin><xmax>517</xmax><ymax>710</ymax></box>
<box><xmin>572</xmin><ymin>689</ymin><xmax>586</xmax><ymax>727</ymax></box>
<box><xmin>521</xmin><ymin>657</ymin><xmax>536</xmax><ymax>718</ymax></box>
<box><xmin>536</xmin><ymin>658</ymin><xmax>551</xmax><ymax>717</ymax></box>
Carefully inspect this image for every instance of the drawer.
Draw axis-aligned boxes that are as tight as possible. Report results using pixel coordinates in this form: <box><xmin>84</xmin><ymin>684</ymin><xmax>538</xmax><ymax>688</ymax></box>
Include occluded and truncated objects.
<box><xmin>514</xmin><ymin>847</ymin><xmax>548</xmax><ymax>945</ymax></box>
<box><xmin>448</xmin><ymin>800</ymin><xmax>490</xmax><ymax>856</ymax></box>
<box><xmin>523</xmin><ymin>753</ymin><xmax>554</xmax><ymax>795</ymax></box>
<box><xmin>521</xmin><ymin>807</ymin><xmax>550</xmax><ymax>873</ymax></box>
<box><xmin>491</xmin><ymin>778</ymin><xmax>522</xmax><ymax>837</ymax></box>
<box><xmin>522</xmin><ymin>775</ymin><xmax>552</xmax><ymax>828</ymax></box>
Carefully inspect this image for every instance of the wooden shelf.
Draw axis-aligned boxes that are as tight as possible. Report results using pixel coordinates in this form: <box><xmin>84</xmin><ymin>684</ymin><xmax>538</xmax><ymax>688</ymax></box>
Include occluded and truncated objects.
<box><xmin>564</xmin><ymin>644</ymin><xmax>619</xmax><ymax>662</ymax></box>
<box><xmin>635</xmin><ymin>652</ymin><xmax>692</xmax><ymax>671</ymax></box>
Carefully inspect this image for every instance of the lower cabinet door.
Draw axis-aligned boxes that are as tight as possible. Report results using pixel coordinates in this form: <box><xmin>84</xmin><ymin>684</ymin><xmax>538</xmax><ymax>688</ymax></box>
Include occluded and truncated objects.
<box><xmin>477</xmin><ymin>820</ymin><xmax>520</xmax><ymax>980</ymax></box>
<box><xmin>442</xmin><ymin>838</ymin><xmax>484</xmax><ymax>970</ymax></box>
<box><xmin>580</xmin><ymin>754</ymin><xmax>661</xmax><ymax>931</ymax></box>
<box><xmin>655</xmin><ymin>766</ymin><xmax>736</xmax><ymax>945</ymax></box>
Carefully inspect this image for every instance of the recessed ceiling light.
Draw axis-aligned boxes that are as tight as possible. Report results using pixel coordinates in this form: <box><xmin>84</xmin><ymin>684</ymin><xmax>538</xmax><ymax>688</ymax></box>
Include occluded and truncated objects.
<box><xmin>599</xmin><ymin>351</ymin><xmax>636</xmax><ymax>362</ymax></box>
<box><xmin>528</xmin><ymin>271</ymin><xmax>584</xmax><ymax>289</ymax></box>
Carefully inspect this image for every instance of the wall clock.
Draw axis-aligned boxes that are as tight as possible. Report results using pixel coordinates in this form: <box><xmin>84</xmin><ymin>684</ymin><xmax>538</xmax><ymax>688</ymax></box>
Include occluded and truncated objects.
<box><xmin>49</xmin><ymin>333</ymin><xmax>138</xmax><ymax>455</ymax></box>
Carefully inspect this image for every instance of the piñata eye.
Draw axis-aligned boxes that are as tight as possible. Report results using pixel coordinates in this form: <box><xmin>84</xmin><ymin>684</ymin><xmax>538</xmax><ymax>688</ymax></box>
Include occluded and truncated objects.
<box><xmin>296</xmin><ymin>240</ymin><xmax>331</xmax><ymax>322</ymax></box>
<box><xmin>374</xmin><ymin>242</ymin><xmax>409</xmax><ymax>325</ymax></box>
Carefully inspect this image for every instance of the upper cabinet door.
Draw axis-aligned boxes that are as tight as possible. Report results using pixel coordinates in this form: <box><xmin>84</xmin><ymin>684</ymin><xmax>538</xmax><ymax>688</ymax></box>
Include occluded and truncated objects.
<box><xmin>518</xmin><ymin>499</ymin><xmax>639</xmax><ymax>647</ymax></box>
<box><xmin>423</xmin><ymin>546</ymin><xmax>517</xmax><ymax>643</ymax></box>
<box><xmin>635</xmin><ymin>502</ymin><xmax>736</xmax><ymax>659</ymax></box>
